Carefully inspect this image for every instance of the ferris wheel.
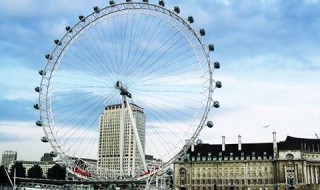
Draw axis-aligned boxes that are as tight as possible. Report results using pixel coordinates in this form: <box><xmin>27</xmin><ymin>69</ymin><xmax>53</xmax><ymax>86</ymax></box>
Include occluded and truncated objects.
<box><xmin>34</xmin><ymin>0</ymin><xmax>221</xmax><ymax>184</ymax></box>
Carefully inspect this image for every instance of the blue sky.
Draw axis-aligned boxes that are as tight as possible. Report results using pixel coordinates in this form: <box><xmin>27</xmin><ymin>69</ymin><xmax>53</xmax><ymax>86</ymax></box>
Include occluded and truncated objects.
<box><xmin>0</xmin><ymin>0</ymin><xmax>320</xmax><ymax>161</ymax></box>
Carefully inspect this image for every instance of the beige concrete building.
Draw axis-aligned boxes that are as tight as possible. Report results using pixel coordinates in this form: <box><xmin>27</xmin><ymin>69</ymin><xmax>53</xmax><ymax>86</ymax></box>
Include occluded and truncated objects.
<box><xmin>98</xmin><ymin>103</ymin><xmax>146</xmax><ymax>178</ymax></box>
<box><xmin>174</xmin><ymin>133</ymin><xmax>320</xmax><ymax>190</ymax></box>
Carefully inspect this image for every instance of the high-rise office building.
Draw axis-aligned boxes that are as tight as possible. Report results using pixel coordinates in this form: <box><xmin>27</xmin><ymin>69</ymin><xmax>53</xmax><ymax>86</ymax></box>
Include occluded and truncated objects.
<box><xmin>98</xmin><ymin>103</ymin><xmax>146</xmax><ymax>178</ymax></box>
<box><xmin>1</xmin><ymin>150</ymin><xmax>17</xmax><ymax>168</ymax></box>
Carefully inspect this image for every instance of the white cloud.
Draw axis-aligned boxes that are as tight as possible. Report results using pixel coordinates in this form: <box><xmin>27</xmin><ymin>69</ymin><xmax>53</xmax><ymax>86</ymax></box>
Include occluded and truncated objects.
<box><xmin>0</xmin><ymin>121</ymin><xmax>52</xmax><ymax>161</ymax></box>
<box><xmin>304</xmin><ymin>0</ymin><xmax>320</xmax><ymax>3</ymax></box>
<box><xmin>0</xmin><ymin>0</ymin><xmax>38</xmax><ymax>16</ymax></box>
<box><xmin>0</xmin><ymin>64</ymin><xmax>39</xmax><ymax>100</ymax></box>
<box><xmin>202</xmin><ymin>67</ymin><xmax>320</xmax><ymax>145</ymax></box>
<box><xmin>0</xmin><ymin>0</ymin><xmax>100</xmax><ymax>18</ymax></box>
<box><xmin>219</xmin><ymin>0</ymin><xmax>232</xmax><ymax>6</ymax></box>
<box><xmin>0</xmin><ymin>0</ymin><xmax>319</xmax><ymax>163</ymax></box>
<box><xmin>202</xmin><ymin>102</ymin><xmax>320</xmax><ymax>144</ymax></box>
<box><xmin>41</xmin><ymin>19</ymin><xmax>69</xmax><ymax>38</ymax></box>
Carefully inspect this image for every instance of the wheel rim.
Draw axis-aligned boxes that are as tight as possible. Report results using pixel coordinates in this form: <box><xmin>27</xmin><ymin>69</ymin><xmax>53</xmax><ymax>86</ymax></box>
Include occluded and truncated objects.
<box><xmin>37</xmin><ymin>2</ymin><xmax>215</xmax><ymax>181</ymax></box>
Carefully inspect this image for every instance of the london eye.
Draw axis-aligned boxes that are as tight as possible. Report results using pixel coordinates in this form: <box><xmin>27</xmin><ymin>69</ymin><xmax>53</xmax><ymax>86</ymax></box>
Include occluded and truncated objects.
<box><xmin>34</xmin><ymin>0</ymin><xmax>221</xmax><ymax>186</ymax></box>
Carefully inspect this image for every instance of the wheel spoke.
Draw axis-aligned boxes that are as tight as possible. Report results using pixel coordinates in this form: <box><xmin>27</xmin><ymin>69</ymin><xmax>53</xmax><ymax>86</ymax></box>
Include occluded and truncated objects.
<box><xmin>37</xmin><ymin>2</ymin><xmax>217</xmax><ymax>184</ymax></box>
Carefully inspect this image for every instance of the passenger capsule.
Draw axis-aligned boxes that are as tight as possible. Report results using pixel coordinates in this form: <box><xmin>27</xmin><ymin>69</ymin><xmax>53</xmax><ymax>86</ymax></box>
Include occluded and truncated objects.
<box><xmin>174</xmin><ymin>6</ymin><xmax>180</xmax><ymax>14</ymax></box>
<box><xmin>45</xmin><ymin>54</ymin><xmax>52</xmax><ymax>60</ymax></box>
<box><xmin>200</xmin><ymin>28</ymin><xmax>206</xmax><ymax>36</ymax></box>
<box><xmin>38</xmin><ymin>70</ymin><xmax>46</xmax><ymax>76</ymax></box>
<box><xmin>34</xmin><ymin>86</ymin><xmax>41</xmax><ymax>93</ymax></box>
<box><xmin>36</xmin><ymin>120</ymin><xmax>43</xmax><ymax>126</ymax></box>
<box><xmin>65</xmin><ymin>26</ymin><xmax>72</xmax><ymax>33</ymax></box>
<box><xmin>109</xmin><ymin>0</ymin><xmax>116</xmax><ymax>5</ymax></box>
<box><xmin>215</xmin><ymin>81</ymin><xmax>222</xmax><ymax>88</ymax></box>
<box><xmin>214</xmin><ymin>61</ymin><xmax>220</xmax><ymax>69</ymax></box>
<box><xmin>207</xmin><ymin>121</ymin><xmax>213</xmax><ymax>128</ymax></box>
<box><xmin>188</xmin><ymin>16</ymin><xmax>194</xmax><ymax>23</ymax></box>
<box><xmin>34</xmin><ymin>104</ymin><xmax>40</xmax><ymax>110</ymax></box>
<box><xmin>93</xmin><ymin>6</ymin><xmax>100</xmax><ymax>13</ymax></box>
<box><xmin>78</xmin><ymin>15</ymin><xmax>85</xmax><ymax>22</ymax></box>
<box><xmin>213</xmin><ymin>101</ymin><xmax>220</xmax><ymax>108</ymax></box>
<box><xmin>159</xmin><ymin>0</ymin><xmax>165</xmax><ymax>6</ymax></box>
<box><xmin>41</xmin><ymin>137</ymin><xmax>48</xmax><ymax>143</ymax></box>
<box><xmin>208</xmin><ymin>44</ymin><xmax>214</xmax><ymax>51</ymax></box>
<box><xmin>54</xmin><ymin>39</ymin><xmax>61</xmax><ymax>46</ymax></box>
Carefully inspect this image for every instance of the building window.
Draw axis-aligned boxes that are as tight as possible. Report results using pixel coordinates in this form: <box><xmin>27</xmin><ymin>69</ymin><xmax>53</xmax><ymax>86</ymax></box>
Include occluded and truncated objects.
<box><xmin>196</xmin><ymin>153</ymin><xmax>201</xmax><ymax>161</ymax></box>
<box><xmin>263</xmin><ymin>152</ymin><xmax>267</xmax><ymax>159</ymax></box>
<box><xmin>253</xmin><ymin>179</ymin><xmax>257</xmax><ymax>184</ymax></box>
<box><xmin>241</xmin><ymin>152</ymin><xmax>244</xmax><ymax>160</ymax></box>
<box><xmin>180</xmin><ymin>168</ymin><xmax>186</xmax><ymax>176</ymax></box>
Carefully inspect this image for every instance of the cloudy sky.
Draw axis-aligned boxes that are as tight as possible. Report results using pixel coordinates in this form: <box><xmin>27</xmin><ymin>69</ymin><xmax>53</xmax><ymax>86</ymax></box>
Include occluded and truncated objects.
<box><xmin>0</xmin><ymin>0</ymin><xmax>319</xmax><ymax>161</ymax></box>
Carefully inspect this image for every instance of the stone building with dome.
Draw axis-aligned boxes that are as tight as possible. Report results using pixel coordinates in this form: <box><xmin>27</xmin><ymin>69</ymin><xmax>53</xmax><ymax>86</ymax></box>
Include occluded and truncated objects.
<box><xmin>173</xmin><ymin>132</ymin><xmax>320</xmax><ymax>190</ymax></box>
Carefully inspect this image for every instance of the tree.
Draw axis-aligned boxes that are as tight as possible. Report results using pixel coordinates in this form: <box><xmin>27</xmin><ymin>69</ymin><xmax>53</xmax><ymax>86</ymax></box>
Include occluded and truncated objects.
<box><xmin>27</xmin><ymin>164</ymin><xmax>43</xmax><ymax>179</ymax></box>
<box><xmin>47</xmin><ymin>164</ymin><xmax>66</xmax><ymax>180</ymax></box>
<box><xmin>0</xmin><ymin>165</ymin><xmax>10</xmax><ymax>185</ymax></box>
<box><xmin>9</xmin><ymin>162</ymin><xmax>26</xmax><ymax>178</ymax></box>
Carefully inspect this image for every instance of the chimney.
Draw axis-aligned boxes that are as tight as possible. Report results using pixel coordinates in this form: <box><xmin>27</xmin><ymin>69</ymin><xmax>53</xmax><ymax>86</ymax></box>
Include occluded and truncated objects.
<box><xmin>191</xmin><ymin>141</ymin><xmax>195</xmax><ymax>152</ymax></box>
<box><xmin>222</xmin><ymin>136</ymin><xmax>226</xmax><ymax>151</ymax></box>
<box><xmin>272</xmin><ymin>131</ymin><xmax>277</xmax><ymax>159</ymax></box>
<box><xmin>238</xmin><ymin>135</ymin><xmax>242</xmax><ymax>151</ymax></box>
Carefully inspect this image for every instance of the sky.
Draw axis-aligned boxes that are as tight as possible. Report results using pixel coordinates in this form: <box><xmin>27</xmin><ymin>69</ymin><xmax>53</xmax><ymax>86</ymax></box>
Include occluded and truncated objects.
<box><xmin>0</xmin><ymin>0</ymin><xmax>320</xmax><ymax>162</ymax></box>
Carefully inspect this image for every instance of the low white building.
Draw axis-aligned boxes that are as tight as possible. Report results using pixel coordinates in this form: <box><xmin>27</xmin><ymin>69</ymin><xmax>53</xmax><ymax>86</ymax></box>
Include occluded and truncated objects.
<box><xmin>10</xmin><ymin>160</ymin><xmax>55</xmax><ymax>178</ymax></box>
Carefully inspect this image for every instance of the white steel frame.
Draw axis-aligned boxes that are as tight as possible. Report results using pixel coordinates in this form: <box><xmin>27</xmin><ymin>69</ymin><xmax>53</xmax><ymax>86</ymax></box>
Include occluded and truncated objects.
<box><xmin>37</xmin><ymin>1</ymin><xmax>216</xmax><ymax>183</ymax></box>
